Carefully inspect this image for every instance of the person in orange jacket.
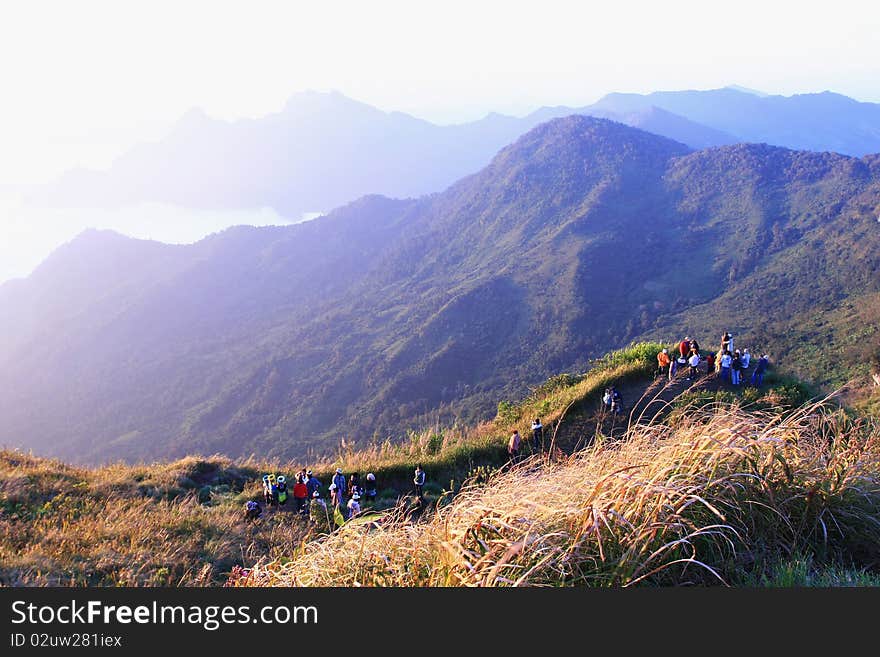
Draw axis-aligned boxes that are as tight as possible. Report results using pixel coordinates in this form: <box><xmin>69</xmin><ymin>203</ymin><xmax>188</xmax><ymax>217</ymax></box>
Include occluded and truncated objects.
<box><xmin>656</xmin><ymin>348</ymin><xmax>671</xmax><ymax>378</ymax></box>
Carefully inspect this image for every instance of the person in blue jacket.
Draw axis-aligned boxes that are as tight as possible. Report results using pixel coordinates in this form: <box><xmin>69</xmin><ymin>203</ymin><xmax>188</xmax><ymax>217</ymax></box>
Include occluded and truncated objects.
<box><xmin>751</xmin><ymin>354</ymin><xmax>769</xmax><ymax>387</ymax></box>
<box><xmin>332</xmin><ymin>468</ymin><xmax>347</xmax><ymax>506</ymax></box>
<box><xmin>306</xmin><ymin>469</ymin><xmax>321</xmax><ymax>499</ymax></box>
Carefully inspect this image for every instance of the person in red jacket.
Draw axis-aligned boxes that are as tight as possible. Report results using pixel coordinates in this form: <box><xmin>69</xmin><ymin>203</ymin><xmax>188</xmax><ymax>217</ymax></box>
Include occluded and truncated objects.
<box><xmin>679</xmin><ymin>337</ymin><xmax>691</xmax><ymax>359</ymax></box>
<box><xmin>705</xmin><ymin>352</ymin><xmax>715</xmax><ymax>377</ymax></box>
<box><xmin>293</xmin><ymin>474</ymin><xmax>309</xmax><ymax>516</ymax></box>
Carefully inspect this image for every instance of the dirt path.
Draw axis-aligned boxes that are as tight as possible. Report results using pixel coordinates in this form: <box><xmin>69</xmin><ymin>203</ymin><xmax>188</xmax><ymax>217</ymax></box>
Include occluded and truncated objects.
<box><xmin>550</xmin><ymin>365</ymin><xmax>747</xmax><ymax>453</ymax></box>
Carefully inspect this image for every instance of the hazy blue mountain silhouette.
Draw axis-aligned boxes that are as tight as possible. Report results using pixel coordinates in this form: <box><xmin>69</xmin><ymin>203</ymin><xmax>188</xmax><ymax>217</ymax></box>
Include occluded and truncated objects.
<box><xmin>5</xmin><ymin>117</ymin><xmax>880</xmax><ymax>464</ymax></box>
<box><xmin>36</xmin><ymin>90</ymin><xmax>735</xmax><ymax>217</ymax></box>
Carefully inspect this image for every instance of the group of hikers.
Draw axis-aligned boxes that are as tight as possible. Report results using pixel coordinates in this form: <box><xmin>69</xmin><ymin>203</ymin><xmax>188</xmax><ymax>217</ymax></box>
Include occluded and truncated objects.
<box><xmin>507</xmin><ymin>417</ymin><xmax>545</xmax><ymax>462</ymax></box>
<box><xmin>656</xmin><ymin>332</ymin><xmax>770</xmax><ymax>386</ymax></box>
<box><xmin>244</xmin><ymin>333</ymin><xmax>772</xmax><ymax>525</ymax></box>
<box><xmin>602</xmin><ymin>386</ymin><xmax>624</xmax><ymax>414</ymax></box>
<box><xmin>244</xmin><ymin>464</ymin><xmax>428</xmax><ymax>529</ymax></box>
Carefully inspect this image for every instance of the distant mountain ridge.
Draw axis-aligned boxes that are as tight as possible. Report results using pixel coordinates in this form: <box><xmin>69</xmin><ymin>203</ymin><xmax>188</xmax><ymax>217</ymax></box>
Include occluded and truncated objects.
<box><xmin>34</xmin><ymin>88</ymin><xmax>880</xmax><ymax>219</ymax></box>
<box><xmin>4</xmin><ymin>116</ymin><xmax>880</xmax><ymax>464</ymax></box>
<box><xmin>35</xmin><ymin>90</ymin><xmax>733</xmax><ymax>217</ymax></box>
<box><xmin>593</xmin><ymin>88</ymin><xmax>880</xmax><ymax>156</ymax></box>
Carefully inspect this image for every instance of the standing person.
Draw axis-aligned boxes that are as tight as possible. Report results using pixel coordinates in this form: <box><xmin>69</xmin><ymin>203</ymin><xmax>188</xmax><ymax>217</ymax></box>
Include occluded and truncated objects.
<box><xmin>657</xmin><ymin>348</ymin><xmax>671</xmax><ymax>379</ymax></box>
<box><xmin>731</xmin><ymin>349</ymin><xmax>743</xmax><ymax>386</ymax></box>
<box><xmin>669</xmin><ymin>354</ymin><xmax>678</xmax><ymax>381</ymax></box>
<box><xmin>262</xmin><ymin>474</ymin><xmax>278</xmax><ymax>507</ymax></box>
<box><xmin>610</xmin><ymin>387</ymin><xmax>623</xmax><ymax>415</ymax></box>
<box><xmin>679</xmin><ymin>337</ymin><xmax>691</xmax><ymax>360</ymax></box>
<box><xmin>306</xmin><ymin>470</ymin><xmax>321</xmax><ymax>500</ymax></box>
<box><xmin>690</xmin><ymin>338</ymin><xmax>701</xmax><ymax>355</ymax></box>
<box><xmin>603</xmin><ymin>388</ymin><xmax>613</xmax><ymax>410</ymax></box>
<box><xmin>719</xmin><ymin>350</ymin><xmax>733</xmax><ymax>383</ymax></box>
<box><xmin>508</xmin><ymin>430</ymin><xmax>521</xmax><ymax>464</ymax></box>
<box><xmin>348</xmin><ymin>472</ymin><xmax>361</xmax><ymax>500</ymax></box>
<box><xmin>347</xmin><ymin>492</ymin><xmax>361</xmax><ymax>519</ymax></box>
<box><xmin>751</xmin><ymin>354</ymin><xmax>769</xmax><ymax>387</ymax></box>
<box><xmin>705</xmin><ymin>351</ymin><xmax>715</xmax><ymax>377</ymax></box>
<box><xmin>688</xmin><ymin>350</ymin><xmax>701</xmax><ymax>380</ymax></box>
<box><xmin>293</xmin><ymin>474</ymin><xmax>308</xmax><ymax>515</ymax></box>
<box><xmin>276</xmin><ymin>475</ymin><xmax>289</xmax><ymax>506</ymax></box>
<box><xmin>531</xmin><ymin>418</ymin><xmax>544</xmax><ymax>452</ymax></box>
<box><xmin>364</xmin><ymin>473</ymin><xmax>377</xmax><ymax>505</ymax></box>
<box><xmin>721</xmin><ymin>332</ymin><xmax>732</xmax><ymax>353</ymax></box>
<box><xmin>329</xmin><ymin>483</ymin><xmax>340</xmax><ymax>509</ymax></box>
<box><xmin>741</xmin><ymin>348</ymin><xmax>751</xmax><ymax>370</ymax></box>
<box><xmin>413</xmin><ymin>465</ymin><xmax>426</xmax><ymax>500</ymax></box>
<box><xmin>332</xmin><ymin>468</ymin><xmax>347</xmax><ymax>506</ymax></box>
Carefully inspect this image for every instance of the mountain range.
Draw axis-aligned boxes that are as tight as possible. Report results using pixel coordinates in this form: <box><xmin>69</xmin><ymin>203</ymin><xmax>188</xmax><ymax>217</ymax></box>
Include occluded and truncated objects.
<box><xmin>34</xmin><ymin>87</ymin><xmax>880</xmax><ymax>218</ymax></box>
<box><xmin>3</xmin><ymin>115</ymin><xmax>880</xmax><ymax>464</ymax></box>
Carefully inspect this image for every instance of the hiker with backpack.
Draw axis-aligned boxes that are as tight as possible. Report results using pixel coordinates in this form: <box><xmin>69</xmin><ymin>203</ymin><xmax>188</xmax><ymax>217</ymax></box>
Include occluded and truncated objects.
<box><xmin>413</xmin><ymin>464</ymin><xmax>426</xmax><ymax>499</ymax></box>
<box><xmin>262</xmin><ymin>474</ymin><xmax>278</xmax><ymax>507</ymax></box>
<box><xmin>276</xmin><ymin>475</ymin><xmax>289</xmax><ymax>506</ymax></box>
<box><xmin>657</xmin><ymin>348</ymin><xmax>671</xmax><ymax>379</ymax></box>
<box><xmin>364</xmin><ymin>473</ymin><xmax>377</xmax><ymax>505</ymax></box>
<box><xmin>306</xmin><ymin>470</ymin><xmax>321</xmax><ymax>499</ymax></box>
<box><xmin>610</xmin><ymin>387</ymin><xmax>622</xmax><ymax>415</ymax></box>
<box><xmin>508</xmin><ymin>430</ymin><xmax>521</xmax><ymax>464</ymax></box>
<box><xmin>531</xmin><ymin>418</ymin><xmax>544</xmax><ymax>452</ymax></box>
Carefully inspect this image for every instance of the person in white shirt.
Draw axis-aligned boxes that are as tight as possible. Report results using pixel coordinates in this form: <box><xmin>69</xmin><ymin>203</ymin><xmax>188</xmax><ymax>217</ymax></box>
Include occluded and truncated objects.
<box><xmin>688</xmin><ymin>351</ymin><xmax>701</xmax><ymax>379</ymax></box>
<box><xmin>347</xmin><ymin>492</ymin><xmax>361</xmax><ymax>518</ymax></box>
<box><xmin>719</xmin><ymin>351</ymin><xmax>733</xmax><ymax>383</ymax></box>
<box><xmin>531</xmin><ymin>418</ymin><xmax>544</xmax><ymax>453</ymax></box>
<box><xmin>741</xmin><ymin>349</ymin><xmax>751</xmax><ymax>369</ymax></box>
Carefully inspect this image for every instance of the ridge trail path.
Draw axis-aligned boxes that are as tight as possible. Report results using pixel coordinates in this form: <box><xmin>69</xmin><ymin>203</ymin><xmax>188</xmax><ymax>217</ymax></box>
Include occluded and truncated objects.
<box><xmin>550</xmin><ymin>364</ymin><xmax>745</xmax><ymax>453</ymax></box>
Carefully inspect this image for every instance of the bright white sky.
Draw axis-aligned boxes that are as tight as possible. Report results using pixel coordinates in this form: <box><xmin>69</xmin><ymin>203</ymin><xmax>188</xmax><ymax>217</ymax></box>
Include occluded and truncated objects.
<box><xmin>1</xmin><ymin>0</ymin><xmax>878</xmax><ymax>281</ymax></box>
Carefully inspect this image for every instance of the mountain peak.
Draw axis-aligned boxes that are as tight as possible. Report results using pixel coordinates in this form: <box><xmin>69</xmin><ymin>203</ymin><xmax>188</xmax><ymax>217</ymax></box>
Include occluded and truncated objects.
<box><xmin>282</xmin><ymin>90</ymin><xmax>382</xmax><ymax>117</ymax></box>
<box><xmin>508</xmin><ymin>114</ymin><xmax>692</xmax><ymax>159</ymax></box>
<box><xmin>724</xmin><ymin>84</ymin><xmax>769</xmax><ymax>97</ymax></box>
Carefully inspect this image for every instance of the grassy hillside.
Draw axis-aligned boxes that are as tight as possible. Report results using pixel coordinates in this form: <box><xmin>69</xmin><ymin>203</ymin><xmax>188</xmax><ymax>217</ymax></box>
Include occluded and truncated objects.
<box><xmin>240</xmin><ymin>403</ymin><xmax>880</xmax><ymax>587</ymax></box>
<box><xmin>6</xmin><ymin>342</ymin><xmax>878</xmax><ymax>587</ymax></box>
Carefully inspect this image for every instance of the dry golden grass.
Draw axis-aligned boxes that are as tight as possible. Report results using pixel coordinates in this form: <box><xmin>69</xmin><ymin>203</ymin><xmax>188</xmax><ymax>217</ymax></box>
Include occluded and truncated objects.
<box><xmin>10</xmin><ymin>343</ymin><xmax>865</xmax><ymax>587</ymax></box>
<box><xmin>0</xmin><ymin>452</ymin><xmax>309</xmax><ymax>586</ymax></box>
<box><xmin>238</xmin><ymin>401</ymin><xmax>880</xmax><ymax>587</ymax></box>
